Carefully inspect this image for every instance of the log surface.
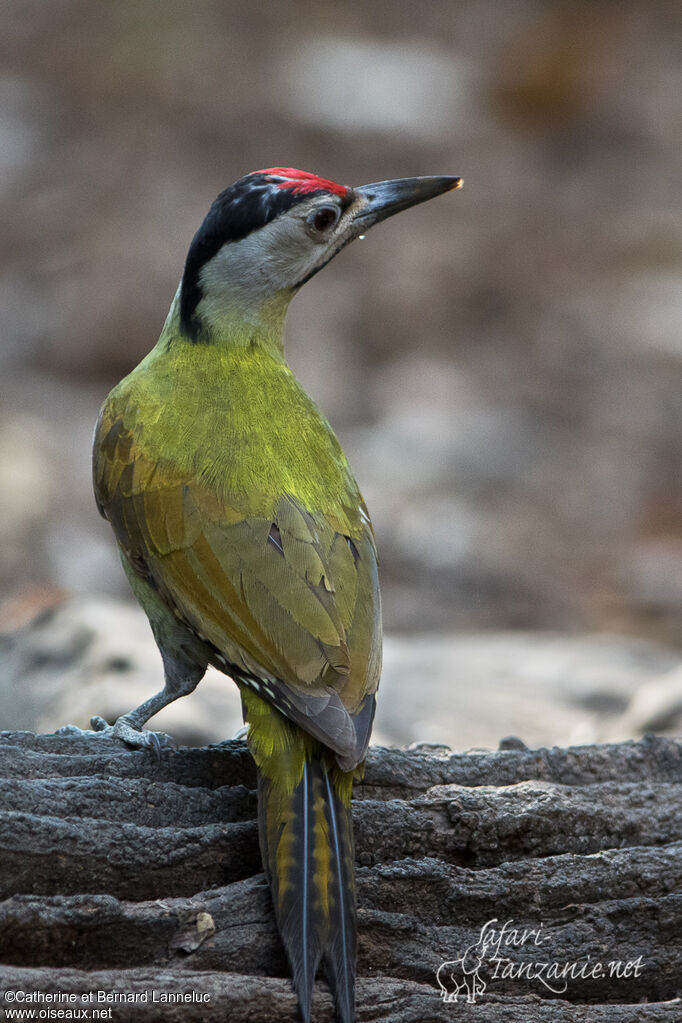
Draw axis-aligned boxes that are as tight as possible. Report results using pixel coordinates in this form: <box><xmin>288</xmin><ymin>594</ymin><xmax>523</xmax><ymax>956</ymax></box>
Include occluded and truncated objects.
<box><xmin>0</xmin><ymin>730</ymin><xmax>680</xmax><ymax>1021</ymax></box>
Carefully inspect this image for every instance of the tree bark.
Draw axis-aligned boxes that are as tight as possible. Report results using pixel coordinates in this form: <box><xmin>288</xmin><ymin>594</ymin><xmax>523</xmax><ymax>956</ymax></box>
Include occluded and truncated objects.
<box><xmin>0</xmin><ymin>730</ymin><xmax>680</xmax><ymax>1021</ymax></box>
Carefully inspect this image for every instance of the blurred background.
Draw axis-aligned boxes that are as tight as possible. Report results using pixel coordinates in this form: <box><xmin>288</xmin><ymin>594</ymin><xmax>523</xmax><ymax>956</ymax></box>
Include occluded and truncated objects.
<box><xmin>1</xmin><ymin>0</ymin><xmax>680</xmax><ymax>749</ymax></box>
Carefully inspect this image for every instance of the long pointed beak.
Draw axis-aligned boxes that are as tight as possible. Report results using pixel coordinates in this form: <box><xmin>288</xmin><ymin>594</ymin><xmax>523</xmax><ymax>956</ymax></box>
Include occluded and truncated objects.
<box><xmin>352</xmin><ymin>175</ymin><xmax>462</xmax><ymax>230</ymax></box>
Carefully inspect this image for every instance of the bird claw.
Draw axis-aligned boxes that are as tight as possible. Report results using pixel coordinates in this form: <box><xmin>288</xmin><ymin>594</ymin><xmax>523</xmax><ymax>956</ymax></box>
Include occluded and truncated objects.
<box><xmin>55</xmin><ymin>724</ymin><xmax>93</xmax><ymax>737</ymax></box>
<box><xmin>89</xmin><ymin>715</ymin><xmax>176</xmax><ymax>757</ymax></box>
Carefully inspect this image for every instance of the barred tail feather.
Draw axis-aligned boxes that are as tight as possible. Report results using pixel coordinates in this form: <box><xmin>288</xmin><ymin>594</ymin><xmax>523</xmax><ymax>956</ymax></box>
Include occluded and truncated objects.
<box><xmin>322</xmin><ymin>769</ymin><xmax>357</xmax><ymax>1023</ymax></box>
<box><xmin>257</xmin><ymin>753</ymin><xmax>356</xmax><ymax>1023</ymax></box>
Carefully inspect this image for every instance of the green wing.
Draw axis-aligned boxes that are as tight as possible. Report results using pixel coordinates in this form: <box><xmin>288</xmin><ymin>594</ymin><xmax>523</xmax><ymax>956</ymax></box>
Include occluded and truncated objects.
<box><xmin>94</xmin><ymin>394</ymin><xmax>381</xmax><ymax>765</ymax></box>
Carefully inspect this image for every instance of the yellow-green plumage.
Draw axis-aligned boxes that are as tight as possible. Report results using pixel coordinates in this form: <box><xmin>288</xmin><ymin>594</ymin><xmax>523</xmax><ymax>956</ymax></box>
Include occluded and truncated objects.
<box><xmin>94</xmin><ymin>331</ymin><xmax>381</xmax><ymax>725</ymax></box>
<box><xmin>94</xmin><ymin>300</ymin><xmax>379</xmax><ymax>1022</ymax></box>
<box><xmin>92</xmin><ymin>167</ymin><xmax>458</xmax><ymax>1023</ymax></box>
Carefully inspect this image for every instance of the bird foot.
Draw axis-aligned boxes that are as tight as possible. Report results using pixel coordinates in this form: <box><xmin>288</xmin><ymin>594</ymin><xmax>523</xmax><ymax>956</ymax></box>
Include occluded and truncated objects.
<box><xmin>88</xmin><ymin>715</ymin><xmax>176</xmax><ymax>756</ymax></box>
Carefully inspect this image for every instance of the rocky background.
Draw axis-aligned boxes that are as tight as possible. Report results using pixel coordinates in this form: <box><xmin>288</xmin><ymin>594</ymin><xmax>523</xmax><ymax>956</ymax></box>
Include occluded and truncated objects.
<box><xmin>2</xmin><ymin>732</ymin><xmax>680</xmax><ymax>1020</ymax></box>
<box><xmin>0</xmin><ymin>1</ymin><xmax>680</xmax><ymax>746</ymax></box>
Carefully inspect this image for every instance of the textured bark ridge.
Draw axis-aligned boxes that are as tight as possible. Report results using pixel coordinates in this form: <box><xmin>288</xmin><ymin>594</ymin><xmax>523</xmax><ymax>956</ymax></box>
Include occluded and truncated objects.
<box><xmin>0</xmin><ymin>730</ymin><xmax>680</xmax><ymax>1021</ymax></box>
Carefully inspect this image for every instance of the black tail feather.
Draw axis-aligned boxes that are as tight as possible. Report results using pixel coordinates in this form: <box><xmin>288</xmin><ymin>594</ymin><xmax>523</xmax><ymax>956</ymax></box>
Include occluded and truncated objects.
<box><xmin>322</xmin><ymin>769</ymin><xmax>356</xmax><ymax>1023</ymax></box>
<box><xmin>257</xmin><ymin>753</ymin><xmax>356</xmax><ymax>1023</ymax></box>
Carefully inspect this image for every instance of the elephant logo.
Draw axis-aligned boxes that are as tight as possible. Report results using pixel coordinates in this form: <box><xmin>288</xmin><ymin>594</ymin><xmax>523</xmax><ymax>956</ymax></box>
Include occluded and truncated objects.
<box><xmin>436</xmin><ymin>939</ymin><xmax>489</xmax><ymax>1003</ymax></box>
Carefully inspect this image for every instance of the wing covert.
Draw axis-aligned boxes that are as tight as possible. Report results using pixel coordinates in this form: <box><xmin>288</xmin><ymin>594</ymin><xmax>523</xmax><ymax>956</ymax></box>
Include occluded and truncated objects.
<box><xmin>94</xmin><ymin>400</ymin><xmax>381</xmax><ymax>763</ymax></box>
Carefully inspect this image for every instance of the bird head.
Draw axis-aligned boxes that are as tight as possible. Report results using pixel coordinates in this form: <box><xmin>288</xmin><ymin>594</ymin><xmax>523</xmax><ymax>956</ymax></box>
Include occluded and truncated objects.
<box><xmin>179</xmin><ymin>167</ymin><xmax>461</xmax><ymax>341</ymax></box>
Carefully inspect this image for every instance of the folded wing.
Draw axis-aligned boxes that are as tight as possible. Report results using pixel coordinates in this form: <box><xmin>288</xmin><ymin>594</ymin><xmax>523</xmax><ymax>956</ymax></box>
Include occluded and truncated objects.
<box><xmin>94</xmin><ymin>406</ymin><xmax>381</xmax><ymax>767</ymax></box>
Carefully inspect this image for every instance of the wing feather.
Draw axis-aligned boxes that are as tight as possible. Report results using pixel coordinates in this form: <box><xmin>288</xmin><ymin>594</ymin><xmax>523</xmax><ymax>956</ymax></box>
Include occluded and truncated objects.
<box><xmin>94</xmin><ymin>397</ymin><xmax>381</xmax><ymax>762</ymax></box>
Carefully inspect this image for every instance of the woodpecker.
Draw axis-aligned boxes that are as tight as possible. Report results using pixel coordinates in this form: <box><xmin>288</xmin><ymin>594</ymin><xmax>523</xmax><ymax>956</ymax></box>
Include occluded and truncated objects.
<box><xmin>91</xmin><ymin>167</ymin><xmax>460</xmax><ymax>1022</ymax></box>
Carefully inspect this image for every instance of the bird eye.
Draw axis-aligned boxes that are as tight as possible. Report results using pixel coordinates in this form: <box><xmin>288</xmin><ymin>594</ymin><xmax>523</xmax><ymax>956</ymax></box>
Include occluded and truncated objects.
<box><xmin>309</xmin><ymin>206</ymin><xmax>339</xmax><ymax>233</ymax></box>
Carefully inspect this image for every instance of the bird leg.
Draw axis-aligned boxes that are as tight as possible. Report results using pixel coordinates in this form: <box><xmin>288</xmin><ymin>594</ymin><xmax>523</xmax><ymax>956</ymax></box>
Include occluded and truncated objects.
<box><xmin>89</xmin><ymin>650</ymin><xmax>206</xmax><ymax>752</ymax></box>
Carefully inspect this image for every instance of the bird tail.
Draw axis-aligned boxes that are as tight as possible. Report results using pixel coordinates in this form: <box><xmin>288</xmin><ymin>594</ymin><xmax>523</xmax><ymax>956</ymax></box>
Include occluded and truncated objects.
<box><xmin>254</xmin><ymin>735</ymin><xmax>357</xmax><ymax>1023</ymax></box>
